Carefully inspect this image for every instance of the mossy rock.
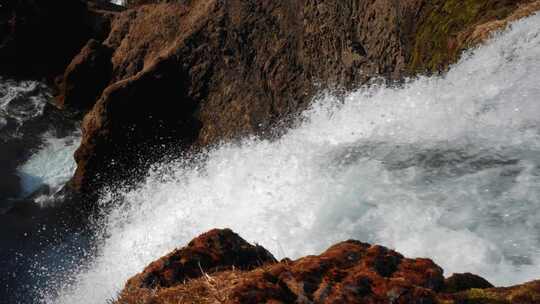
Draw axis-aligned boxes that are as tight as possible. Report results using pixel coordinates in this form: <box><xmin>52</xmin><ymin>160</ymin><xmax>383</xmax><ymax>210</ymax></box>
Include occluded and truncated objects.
<box><xmin>408</xmin><ymin>0</ymin><xmax>525</xmax><ymax>74</ymax></box>
<box><xmin>438</xmin><ymin>280</ymin><xmax>540</xmax><ymax>304</ymax></box>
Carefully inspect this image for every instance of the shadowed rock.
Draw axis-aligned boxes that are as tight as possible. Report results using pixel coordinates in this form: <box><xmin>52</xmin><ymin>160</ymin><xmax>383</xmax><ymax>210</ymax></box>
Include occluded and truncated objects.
<box><xmin>443</xmin><ymin>272</ymin><xmax>494</xmax><ymax>293</ymax></box>
<box><xmin>55</xmin><ymin>39</ymin><xmax>113</xmax><ymax>115</ymax></box>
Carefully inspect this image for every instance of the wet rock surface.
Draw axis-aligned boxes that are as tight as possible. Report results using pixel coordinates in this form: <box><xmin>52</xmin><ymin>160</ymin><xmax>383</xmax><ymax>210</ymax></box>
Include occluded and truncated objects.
<box><xmin>56</xmin><ymin>0</ymin><xmax>536</xmax><ymax>196</ymax></box>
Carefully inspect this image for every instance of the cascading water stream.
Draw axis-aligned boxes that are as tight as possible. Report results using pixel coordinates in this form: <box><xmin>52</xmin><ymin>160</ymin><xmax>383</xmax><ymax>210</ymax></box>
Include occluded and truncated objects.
<box><xmin>46</xmin><ymin>13</ymin><xmax>540</xmax><ymax>304</ymax></box>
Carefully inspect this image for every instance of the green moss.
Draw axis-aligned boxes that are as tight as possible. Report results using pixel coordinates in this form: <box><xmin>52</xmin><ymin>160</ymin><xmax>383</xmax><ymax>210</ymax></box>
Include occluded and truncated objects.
<box><xmin>505</xmin><ymin>283</ymin><xmax>540</xmax><ymax>302</ymax></box>
<box><xmin>441</xmin><ymin>284</ymin><xmax>540</xmax><ymax>303</ymax></box>
<box><xmin>465</xmin><ymin>288</ymin><xmax>506</xmax><ymax>302</ymax></box>
<box><xmin>408</xmin><ymin>0</ymin><xmax>520</xmax><ymax>74</ymax></box>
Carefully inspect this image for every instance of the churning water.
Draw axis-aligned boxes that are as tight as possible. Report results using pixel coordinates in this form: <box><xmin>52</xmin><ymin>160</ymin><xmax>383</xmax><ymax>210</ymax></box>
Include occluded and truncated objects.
<box><xmin>47</xmin><ymin>13</ymin><xmax>540</xmax><ymax>304</ymax></box>
<box><xmin>17</xmin><ymin>132</ymin><xmax>81</xmax><ymax>200</ymax></box>
<box><xmin>0</xmin><ymin>78</ymin><xmax>80</xmax><ymax>202</ymax></box>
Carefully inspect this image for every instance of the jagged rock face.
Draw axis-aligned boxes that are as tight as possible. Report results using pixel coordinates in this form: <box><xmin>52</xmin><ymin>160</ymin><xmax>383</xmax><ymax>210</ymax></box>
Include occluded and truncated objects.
<box><xmin>64</xmin><ymin>0</ymin><xmax>537</xmax><ymax>195</ymax></box>
<box><xmin>70</xmin><ymin>0</ymin><xmax>429</xmax><ymax>193</ymax></box>
<box><xmin>116</xmin><ymin>229</ymin><xmax>540</xmax><ymax>304</ymax></box>
<box><xmin>0</xmin><ymin>0</ymin><xmax>121</xmax><ymax>80</ymax></box>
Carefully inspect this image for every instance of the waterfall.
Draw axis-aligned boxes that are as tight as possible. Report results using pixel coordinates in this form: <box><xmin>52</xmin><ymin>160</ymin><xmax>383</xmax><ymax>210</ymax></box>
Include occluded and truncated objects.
<box><xmin>46</xmin><ymin>13</ymin><xmax>540</xmax><ymax>304</ymax></box>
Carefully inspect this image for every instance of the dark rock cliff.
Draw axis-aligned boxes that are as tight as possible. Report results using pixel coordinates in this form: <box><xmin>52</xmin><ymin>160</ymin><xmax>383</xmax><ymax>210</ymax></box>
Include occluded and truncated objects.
<box><xmin>57</xmin><ymin>0</ymin><xmax>538</xmax><ymax>196</ymax></box>
<box><xmin>69</xmin><ymin>0</ymin><xmax>428</xmax><ymax>194</ymax></box>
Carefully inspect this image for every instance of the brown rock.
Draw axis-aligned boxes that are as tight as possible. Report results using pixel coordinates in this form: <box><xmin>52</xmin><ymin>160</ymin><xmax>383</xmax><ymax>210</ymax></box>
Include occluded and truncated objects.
<box><xmin>123</xmin><ymin>229</ymin><xmax>276</xmax><ymax>290</ymax></box>
<box><xmin>459</xmin><ymin>1</ymin><xmax>540</xmax><ymax>49</ymax></box>
<box><xmin>115</xmin><ymin>229</ymin><xmax>540</xmax><ymax>304</ymax></box>
<box><xmin>2</xmin><ymin>1</ymin><xmax>535</xmax><ymax>197</ymax></box>
<box><xmin>70</xmin><ymin>0</ymin><xmax>427</xmax><ymax>193</ymax></box>
<box><xmin>228</xmin><ymin>240</ymin><xmax>444</xmax><ymax>304</ymax></box>
<box><xmin>116</xmin><ymin>234</ymin><xmax>447</xmax><ymax>304</ymax></box>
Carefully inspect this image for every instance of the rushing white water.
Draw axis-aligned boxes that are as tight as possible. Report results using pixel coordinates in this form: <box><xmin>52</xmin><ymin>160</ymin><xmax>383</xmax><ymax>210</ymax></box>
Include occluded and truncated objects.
<box><xmin>17</xmin><ymin>131</ymin><xmax>81</xmax><ymax>200</ymax></box>
<box><xmin>48</xmin><ymin>13</ymin><xmax>540</xmax><ymax>303</ymax></box>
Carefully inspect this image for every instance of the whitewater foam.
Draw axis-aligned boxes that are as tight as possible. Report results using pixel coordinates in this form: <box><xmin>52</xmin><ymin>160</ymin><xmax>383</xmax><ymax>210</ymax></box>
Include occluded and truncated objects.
<box><xmin>47</xmin><ymin>13</ymin><xmax>540</xmax><ymax>304</ymax></box>
<box><xmin>18</xmin><ymin>131</ymin><xmax>81</xmax><ymax>201</ymax></box>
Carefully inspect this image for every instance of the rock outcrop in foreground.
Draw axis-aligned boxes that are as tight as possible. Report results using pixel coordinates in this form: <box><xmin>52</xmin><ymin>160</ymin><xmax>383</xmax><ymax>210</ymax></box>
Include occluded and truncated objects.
<box><xmin>116</xmin><ymin>229</ymin><xmax>540</xmax><ymax>304</ymax></box>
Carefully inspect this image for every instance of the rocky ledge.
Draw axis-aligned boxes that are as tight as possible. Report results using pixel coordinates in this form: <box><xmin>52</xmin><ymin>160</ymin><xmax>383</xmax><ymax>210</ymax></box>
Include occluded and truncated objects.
<box><xmin>115</xmin><ymin>229</ymin><xmax>540</xmax><ymax>304</ymax></box>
